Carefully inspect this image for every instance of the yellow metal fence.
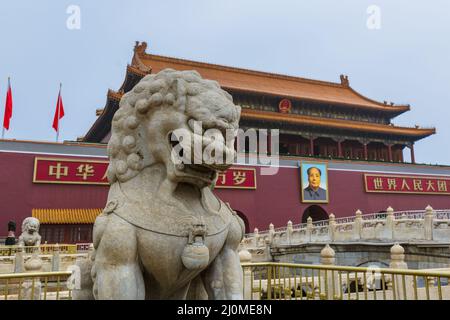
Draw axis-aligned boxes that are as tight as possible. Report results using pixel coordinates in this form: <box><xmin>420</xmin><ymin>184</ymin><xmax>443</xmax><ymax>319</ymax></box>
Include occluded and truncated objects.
<box><xmin>0</xmin><ymin>271</ymin><xmax>73</xmax><ymax>300</ymax></box>
<box><xmin>1</xmin><ymin>262</ymin><xmax>449</xmax><ymax>300</ymax></box>
<box><xmin>241</xmin><ymin>262</ymin><xmax>450</xmax><ymax>300</ymax></box>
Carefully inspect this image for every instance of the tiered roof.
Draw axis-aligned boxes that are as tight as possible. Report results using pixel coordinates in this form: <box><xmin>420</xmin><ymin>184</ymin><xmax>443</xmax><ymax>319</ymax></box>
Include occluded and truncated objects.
<box><xmin>82</xmin><ymin>41</ymin><xmax>435</xmax><ymax>143</ymax></box>
<box><xmin>134</xmin><ymin>42</ymin><xmax>409</xmax><ymax>114</ymax></box>
<box><xmin>241</xmin><ymin>109</ymin><xmax>435</xmax><ymax>138</ymax></box>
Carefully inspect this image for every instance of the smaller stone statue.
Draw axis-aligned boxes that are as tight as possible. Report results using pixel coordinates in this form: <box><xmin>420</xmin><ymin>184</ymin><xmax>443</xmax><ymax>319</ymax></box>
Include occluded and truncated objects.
<box><xmin>18</xmin><ymin>217</ymin><xmax>41</xmax><ymax>247</ymax></box>
<box><xmin>5</xmin><ymin>220</ymin><xmax>17</xmax><ymax>245</ymax></box>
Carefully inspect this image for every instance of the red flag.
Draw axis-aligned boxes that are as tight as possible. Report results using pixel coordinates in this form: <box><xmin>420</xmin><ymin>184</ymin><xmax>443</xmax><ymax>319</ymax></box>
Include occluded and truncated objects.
<box><xmin>52</xmin><ymin>86</ymin><xmax>65</xmax><ymax>131</ymax></box>
<box><xmin>3</xmin><ymin>78</ymin><xmax>13</xmax><ymax>130</ymax></box>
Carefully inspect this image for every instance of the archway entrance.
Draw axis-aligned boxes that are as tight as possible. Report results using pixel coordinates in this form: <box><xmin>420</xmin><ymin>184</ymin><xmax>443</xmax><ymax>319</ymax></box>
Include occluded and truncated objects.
<box><xmin>235</xmin><ymin>210</ymin><xmax>250</xmax><ymax>234</ymax></box>
<box><xmin>301</xmin><ymin>205</ymin><xmax>329</xmax><ymax>223</ymax></box>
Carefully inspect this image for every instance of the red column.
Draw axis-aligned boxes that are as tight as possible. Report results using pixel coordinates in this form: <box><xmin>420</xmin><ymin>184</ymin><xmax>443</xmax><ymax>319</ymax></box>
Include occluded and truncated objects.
<box><xmin>309</xmin><ymin>137</ymin><xmax>314</xmax><ymax>156</ymax></box>
<box><xmin>267</xmin><ymin>131</ymin><xmax>271</xmax><ymax>155</ymax></box>
<box><xmin>363</xmin><ymin>143</ymin><xmax>368</xmax><ymax>160</ymax></box>
<box><xmin>337</xmin><ymin>140</ymin><xmax>343</xmax><ymax>158</ymax></box>
<box><xmin>388</xmin><ymin>144</ymin><xmax>393</xmax><ymax>162</ymax></box>
<box><xmin>410</xmin><ymin>144</ymin><xmax>415</xmax><ymax>164</ymax></box>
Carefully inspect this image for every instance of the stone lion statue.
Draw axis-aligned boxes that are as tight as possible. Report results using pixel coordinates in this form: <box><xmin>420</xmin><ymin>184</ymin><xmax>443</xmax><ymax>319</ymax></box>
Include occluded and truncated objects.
<box><xmin>18</xmin><ymin>217</ymin><xmax>41</xmax><ymax>247</ymax></box>
<box><xmin>87</xmin><ymin>69</ymin><xmax>244</xmax><ymax>300</ymax></box>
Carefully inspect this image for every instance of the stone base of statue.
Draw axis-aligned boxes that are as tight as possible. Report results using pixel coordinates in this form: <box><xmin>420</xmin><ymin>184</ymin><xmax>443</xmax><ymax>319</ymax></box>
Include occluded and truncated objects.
<box><xmin>72</xmin><ymin>246</ymin><xmax>95</xmax><ymax>300</ymax></box>
<box><xmin>21</xmin><ymin>251</ymin><xmax>43</xmax><ymax>300</ymax></box>
<box><xmin>22</xmin><ymin>279</ymin><xmax>42</xmax><ymax>300</ymax></box>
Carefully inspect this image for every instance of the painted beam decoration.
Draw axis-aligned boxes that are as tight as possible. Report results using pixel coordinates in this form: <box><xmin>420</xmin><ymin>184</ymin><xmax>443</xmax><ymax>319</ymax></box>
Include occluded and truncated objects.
<box><xmin>364</xmin><ymin>174</ymin><xmax>450</xmax><ymax>195</ymax></box>
<box><xmin>33</xmin><ymin>157</ymin><xmax>257</xmax><ymax>189</ymax></box>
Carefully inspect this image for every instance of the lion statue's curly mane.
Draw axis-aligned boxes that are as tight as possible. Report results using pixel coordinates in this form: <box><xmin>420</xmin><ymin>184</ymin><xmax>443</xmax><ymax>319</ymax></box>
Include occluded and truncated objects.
<box><xmin>106</xmin><ymin>68</ymin><xmax>240</xmax><ymax>184</ymax></box>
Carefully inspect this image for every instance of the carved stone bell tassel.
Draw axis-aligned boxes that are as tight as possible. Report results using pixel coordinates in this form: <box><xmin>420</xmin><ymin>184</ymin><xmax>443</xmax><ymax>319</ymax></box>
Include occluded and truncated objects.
<box><xmin>181</xmin><ymin>223</ymin><xmax>210</xmax><ymax>270</ymax></box>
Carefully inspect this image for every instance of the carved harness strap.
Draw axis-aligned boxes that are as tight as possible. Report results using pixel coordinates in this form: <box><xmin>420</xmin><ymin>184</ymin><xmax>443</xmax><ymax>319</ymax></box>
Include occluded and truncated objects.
<box><xmin>108</xmin><ymin>200</ymin><xmax>229</xmax><ymax>270</ymax></box>
<box><xmin>102</xmin><ymin>182</ymin><xmax>236</xmax><ymax>270</ymax></box>
<box><xmin>105</xmin><ymin>200</ymin><xmax>231</xmax><ymax>237</ymax></box>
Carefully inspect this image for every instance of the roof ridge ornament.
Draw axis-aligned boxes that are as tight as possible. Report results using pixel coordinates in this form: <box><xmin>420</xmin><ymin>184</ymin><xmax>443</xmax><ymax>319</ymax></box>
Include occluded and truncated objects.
<box><xmin>340</xmin><ymin>74</ymin><xmax>350</xmax><ymax>87</ymax></box>
<box><xmin>132</xmin><ymin>41</ymin><xmax>152</xmax><ymax>73</ymax></box>
<box><xmin>134</xmin><ymin>41</ymin><xmax>148</xmax><ymax>54</ymax></box>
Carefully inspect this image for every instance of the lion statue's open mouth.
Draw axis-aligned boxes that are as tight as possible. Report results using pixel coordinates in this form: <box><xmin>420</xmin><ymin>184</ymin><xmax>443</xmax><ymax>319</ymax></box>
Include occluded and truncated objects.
<box><xmin>168</xmin><ymin>116</ymin><xmax>237</xmax><ymax>186</ymax></box>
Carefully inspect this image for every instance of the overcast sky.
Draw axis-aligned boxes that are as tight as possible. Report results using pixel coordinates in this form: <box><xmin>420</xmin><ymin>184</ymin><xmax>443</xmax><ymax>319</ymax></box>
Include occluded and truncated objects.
<box><xmin>0</xmin><ymin>1</ymin><xmax>449</xmax><ymax>165</ymax></box>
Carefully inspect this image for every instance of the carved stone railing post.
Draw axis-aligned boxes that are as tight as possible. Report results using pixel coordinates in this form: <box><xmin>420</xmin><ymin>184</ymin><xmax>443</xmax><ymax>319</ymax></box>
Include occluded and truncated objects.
<box><xmin>239</xmin><ymin>250</ymin><xmax>254</xmax><ymax>300</ymax></box>
<box><xmin>22</xmin><ymin>251</ymin><xmax>43</xmax><ymax>300</ymax></box>
<box><xmin>51</xmin><ymin>243</ymin><xmax>60</xmax><ymax>272</ymax></box>
<box><xmin>253</xmin><ymin>228</ymin><xmax>259</xmax><ymax>247</ymax></box>
<box><xmin>389</xmin><ymin>243</ymin><xmax>410</xmax><ymax>300</ymax></box>
<box><xmin>385</xmin><ymin>206</ymin><xmax>394</xmax><ymax>240</ymax></box>
<box><xmin>14</xmin><ymin>244</ymin><xmax>24</xmax><ymax>273</ymax></box>
<box><xmin>354</xmin><ymin>210</ymin><xmax>362</xmax><ymax>240</ymax></box>
<box><xmin>320</xmin><ymin>244</ymin><xmax>338</xmax><ymax>300</ymax></box>
<box><xmin>264</xmin><ymin>238</ymin><xmax>272</xmax><ymax>262</ymax></box>
<box><xmin>287</xmin><ymin>221</ymin><xmax>293</xmax><ymax>245</ymax></box>
<box><xmin>328</xmin><ymin>214</ymin><xmax>336</xmax><ymax>242</ymax></box>
<box><xmin>306</xmin><ymin>217</ymin><xmax>313</xmax><ymax>242</ymax></box>
<box><xmin>268</xmin><ymin>223</ymin><xmax>275</xmax><ymax>245</ymax></box>
<box><xmin>424</xmin><ymin>205</ymin><xmax>434</xmax><ymax>241</ymax></box>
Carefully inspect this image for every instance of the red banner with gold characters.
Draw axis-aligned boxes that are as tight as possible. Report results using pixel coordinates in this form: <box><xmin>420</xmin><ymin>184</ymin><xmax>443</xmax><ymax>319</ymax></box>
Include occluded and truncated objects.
<box><xmin>33</xmin><ymin>157</ymin><xmax>257</xmax><ymax>189</ymax></box>
<box><xmin>364</xmin><ymin>174</ymin><xmax>450</xmax><ymax>195</ymax></box>
<box><xmin>33</xmin><ymin>157</ymin><xmax>109</xmax><ymax>185</ymax></box>
<box><xmin>214</xmin><ymin>167</ymin><xmax>257</xmax><ymax>189</ymax></box>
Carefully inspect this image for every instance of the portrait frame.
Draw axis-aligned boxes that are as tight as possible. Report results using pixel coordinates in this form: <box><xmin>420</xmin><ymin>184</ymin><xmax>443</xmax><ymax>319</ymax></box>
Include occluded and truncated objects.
<box><xmin>300</xmin><ymin>161</ymin><xmax>329</xmax><ymax>204</ymax></box>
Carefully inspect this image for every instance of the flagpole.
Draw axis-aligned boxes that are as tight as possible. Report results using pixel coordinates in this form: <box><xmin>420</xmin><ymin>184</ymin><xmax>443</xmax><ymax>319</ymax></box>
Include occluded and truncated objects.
<box><xmin>56</xmin><ymin>82</ymin><xmax>62</xmax><ymax>142</ymax></box>
<box><xmin>2</xmin><ymin>77</ymin><xmax>10</xmax><ymax>140</ymax></box>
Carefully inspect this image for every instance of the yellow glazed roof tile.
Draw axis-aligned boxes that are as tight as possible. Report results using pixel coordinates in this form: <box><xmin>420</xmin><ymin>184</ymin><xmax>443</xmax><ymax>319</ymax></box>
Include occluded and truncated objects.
<box><xmin>32</xmin><ymin>208</ymin><xmax>102</xmax><ymax>224</ymax></box>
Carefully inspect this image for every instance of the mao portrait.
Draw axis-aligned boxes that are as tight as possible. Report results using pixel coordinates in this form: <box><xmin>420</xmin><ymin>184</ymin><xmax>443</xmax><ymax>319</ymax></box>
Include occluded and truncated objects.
<box><xmin>301</xmin><ymin>162</ymin><xmax>329</xmax><ymax>203</ymax></box>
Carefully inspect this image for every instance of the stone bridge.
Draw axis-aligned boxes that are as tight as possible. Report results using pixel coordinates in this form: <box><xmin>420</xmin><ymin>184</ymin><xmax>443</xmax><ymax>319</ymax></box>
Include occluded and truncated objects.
<box><xmin>240</xmin><ymin>206</ymin><xmax>450</xmax><ymax>268</ymax></box>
